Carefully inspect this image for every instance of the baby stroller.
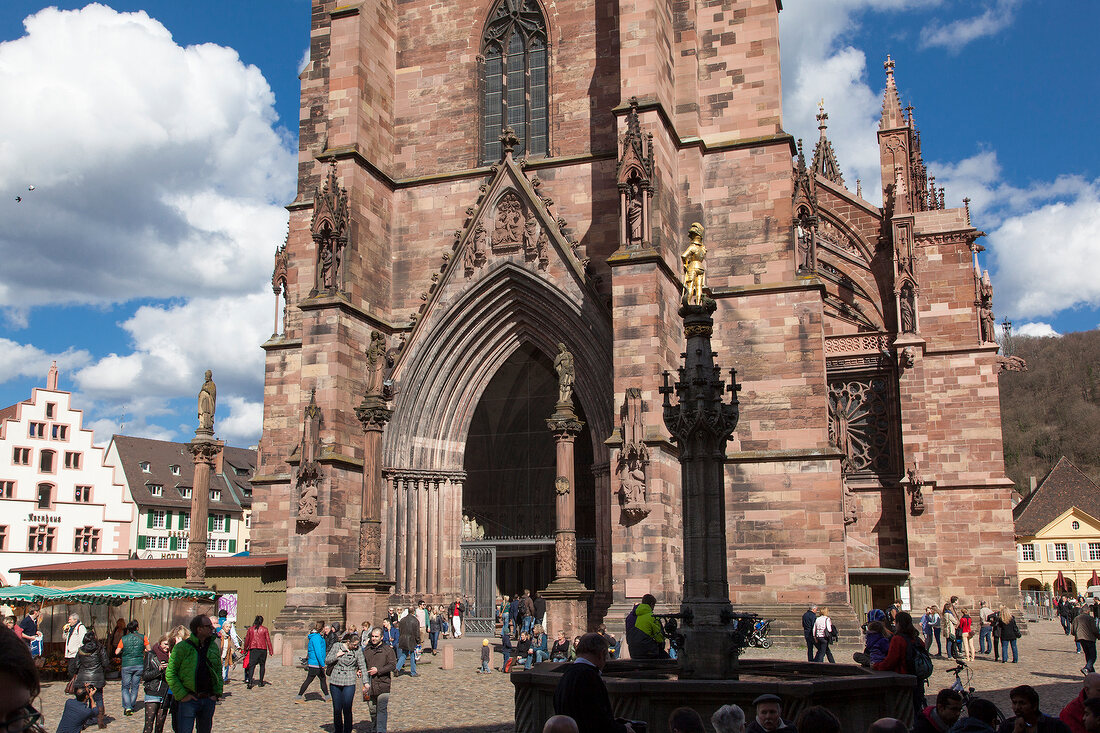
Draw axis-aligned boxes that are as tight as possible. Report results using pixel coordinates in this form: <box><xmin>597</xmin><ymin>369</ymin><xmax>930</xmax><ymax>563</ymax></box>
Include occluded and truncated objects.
<box><xmin>746</xmin><ymin>618</ymin><xmax>774</xmax><ymax>649</ymax></box>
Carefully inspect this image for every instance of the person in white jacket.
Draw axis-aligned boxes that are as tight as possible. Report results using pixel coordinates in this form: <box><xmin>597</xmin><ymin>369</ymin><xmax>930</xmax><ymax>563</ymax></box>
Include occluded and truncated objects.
<box><xmin>63</xmin><ymin>613</ymin><xmax>87</xmax><ymax>676</ymax></box>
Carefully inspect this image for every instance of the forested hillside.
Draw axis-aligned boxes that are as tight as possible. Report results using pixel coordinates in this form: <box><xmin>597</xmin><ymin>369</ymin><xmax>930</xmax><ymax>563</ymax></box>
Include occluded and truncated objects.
<box><xmin>998</xmin><ymin>329</ymin><xmax>1100</xmax><ymax>494</ymax></box>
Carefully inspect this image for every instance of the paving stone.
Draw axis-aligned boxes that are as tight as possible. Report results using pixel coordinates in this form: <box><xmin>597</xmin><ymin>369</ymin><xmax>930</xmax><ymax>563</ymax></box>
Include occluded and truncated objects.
<box><xmin>35</xmin><ymin>622</ymin><xmax>1090</xmax><ymax>731</ymax></box>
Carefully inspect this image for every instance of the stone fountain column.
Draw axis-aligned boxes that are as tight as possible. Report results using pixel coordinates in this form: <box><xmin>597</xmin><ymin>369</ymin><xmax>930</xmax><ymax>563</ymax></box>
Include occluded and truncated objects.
<box><xmin>185</xmin><ymin>370</ymin><xmax>223</xmax><ymax>590</ymax></box>
<box><xmin>660</xmin><ymin>298</ymin><xmax>741</xmax><ymax>679</ymax></box>
<box><xmin>345</xmin><ymin>332</ymin><xmax>396</xmax><ymax>625</ymax></box>
<box><xmin>541</xmin><ymin>398</ymin><xmax>593</xmax><ymax>637</ymax></box>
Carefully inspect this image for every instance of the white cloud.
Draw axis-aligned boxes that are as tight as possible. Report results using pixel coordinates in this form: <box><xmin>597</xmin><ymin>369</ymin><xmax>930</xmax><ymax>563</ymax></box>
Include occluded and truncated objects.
<box><xmin>0</xmin><ymin>338</ymin><xmax>92</xmax><ymax>386</ymax></box>
<box><xmin>71</xmin><ymin>290</ymin><xmax>270</xmax><ymax>446</ymax></box>
<box><xmin>0</xmin><ymin>4</ymin><xmax>293</xmax><ymax>310</ymax></box>
<box><xmin>1013</xmin><ymin>322</ymin><xmax>1060</xmax><ymax>338</ymax></box>
<box><xmin>297</xmin><ymin>47</ymin><xmax>310</xmax><ymax>75</ymax></box>
<box><xmin>920</xmin><ymin>0</ymin><xmax>1023</xmax><ymax>50</ymax></box>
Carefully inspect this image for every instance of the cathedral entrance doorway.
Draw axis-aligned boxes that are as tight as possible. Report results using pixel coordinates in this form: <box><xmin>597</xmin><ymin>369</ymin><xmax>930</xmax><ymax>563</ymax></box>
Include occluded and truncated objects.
<box><xmin>461</xmin><ymin>342</ymin><xmax>596</xmax><ymax>613</ymax></box>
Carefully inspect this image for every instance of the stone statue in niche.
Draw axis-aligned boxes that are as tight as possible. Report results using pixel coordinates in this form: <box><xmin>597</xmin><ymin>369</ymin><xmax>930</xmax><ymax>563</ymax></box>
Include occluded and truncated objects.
<box><xmin>554</xmin><ymin>343</ymin><xmax>575</xmax><ymax>405</ymax></box>
<box><xmin>795</xmin><ymin>211</ymin><xmax>815</xmax><ymax>271</ymax></box>
<box><xmin>492</xmin><ymin>191</ymin><xmax>525</xmax><ymax>250</ymax></box>
<box><xmin>906</xmin><ymin>465</ymin><xmax>926</xmax><ymax>515</ymax></box>
<box><xmin>318</xmin><ymin>232</ymin><xmax>337</xmax><ymax>290</ymax></box>
<box><xmin>843</xmin><ymin>484</ymin><xmax>858</xmax><ymax>525</ymax></box>
<box><xmin>365</xmin><ymin>331</ymin><xmax>395</xmax><ymax>399</ymax></box>
<box><xmin>295</xmin><ymin>389</ymin><xmax>324</xmax><ymax>528</ymax></box>
<box><xmin>524</xmin><ymin>218</ymin><xmax>538</xmax><ymax>258</ymax></box>
<box><xmin>617</xmin><ymin>388</ymin><xmax>650</xmax><ymax>522</ymax></box>
<box><xmin>900</xmin><ymin>283</ymin><xmax>916</xmax><ymax>333</ymax></box>
<box><xmin>625</xmin><ymin>178</ymin><xmax>644</xmax><ymax>247</ymax></box>
<box><xmin>535</xmin><ymin>230</ymin><xmax>549</xmax><ymax>269</ymax></box>
<box><xmin>465</xmin><ymin>222</ymin><xmax>488</xmax><ymax>275</ymax></box>
<box><xmin>310</xmin><ymin>164</ymin><xmax>349</xmax><ymax>294</ymax></box>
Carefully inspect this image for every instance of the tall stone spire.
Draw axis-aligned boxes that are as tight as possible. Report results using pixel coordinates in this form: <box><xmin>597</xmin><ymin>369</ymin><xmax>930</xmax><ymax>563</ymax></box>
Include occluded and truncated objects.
<box><xmin>880</xmin><ymin>55</ymin><xmax>906</xmax><ymax>130</ymax></box>
<box><xmin>811</xmin><ymin>99</ymin><xmax>845</xmax><ymax>187</ymax></box>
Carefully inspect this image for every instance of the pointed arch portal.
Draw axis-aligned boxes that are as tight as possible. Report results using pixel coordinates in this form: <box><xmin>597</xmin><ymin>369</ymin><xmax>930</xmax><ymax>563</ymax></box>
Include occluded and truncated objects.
<box><xmin>381</xmin><ymin>263</ymin><xmax>612</xmax><ymax>603</ymax></box>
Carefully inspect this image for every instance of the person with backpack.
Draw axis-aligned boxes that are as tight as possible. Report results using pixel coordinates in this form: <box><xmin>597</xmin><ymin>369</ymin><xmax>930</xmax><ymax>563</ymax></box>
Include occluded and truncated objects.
<box><xmin>874</xmin><ymin>611</ymin><xmax>931</xmax><ymax>720</ymax></box>
<box><xmin>997</xmin><ymin>607</ymin><xmax>1021</xmax><ymax>664</ymax></box>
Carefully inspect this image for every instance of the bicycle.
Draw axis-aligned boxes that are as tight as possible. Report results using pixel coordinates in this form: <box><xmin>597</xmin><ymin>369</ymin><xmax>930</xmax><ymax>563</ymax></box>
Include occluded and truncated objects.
<box><xmin>946</xmin><ymin>661</ymin><xmax>1006</xmax><ymax>724</ymax></box>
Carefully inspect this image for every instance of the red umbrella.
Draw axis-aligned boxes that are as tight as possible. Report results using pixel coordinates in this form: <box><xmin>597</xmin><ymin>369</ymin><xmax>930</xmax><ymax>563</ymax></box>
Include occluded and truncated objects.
<box><xmin>1054</xmin><ymin>571</ymin><xmax>1068</xmax><ymax>592</ymax></box>
<box><xmin>1090</xmin><ymin>570</ymin><xmax>1100</xmax><ymax>588</ymax></box>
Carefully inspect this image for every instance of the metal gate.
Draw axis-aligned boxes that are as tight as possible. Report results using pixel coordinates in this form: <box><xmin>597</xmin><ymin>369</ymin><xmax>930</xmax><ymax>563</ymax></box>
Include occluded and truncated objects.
<box><xmin>461</xmin><ymin>544</ymin><xmax>497</xmax><ymax>635</ymax></box>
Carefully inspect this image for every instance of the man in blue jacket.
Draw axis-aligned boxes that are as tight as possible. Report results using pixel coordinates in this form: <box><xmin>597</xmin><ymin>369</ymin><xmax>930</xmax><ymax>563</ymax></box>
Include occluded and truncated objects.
<box><xmin>802</xmin><ymin>605</ymin><xmax>818</xmax><ymax>662</ymax></box>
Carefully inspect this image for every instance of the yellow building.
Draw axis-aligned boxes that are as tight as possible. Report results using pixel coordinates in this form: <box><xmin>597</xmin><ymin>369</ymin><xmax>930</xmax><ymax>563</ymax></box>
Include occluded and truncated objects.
<box><xmin>1014</xmin><ymin>457</ymin><xmax>1100</xmax><ymax>596</ymax></box>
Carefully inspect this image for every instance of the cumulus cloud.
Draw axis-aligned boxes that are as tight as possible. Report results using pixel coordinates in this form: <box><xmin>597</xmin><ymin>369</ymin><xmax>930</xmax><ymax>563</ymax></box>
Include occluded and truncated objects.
<box><xmin>920</xmin><ymin>0</ymin><xmax>1023</xmax><ymax>50</ymax></box>
<box><xmin>1013</xmin><ymin>322</ymin><xmax>1060</xmax><ymax>338</ymax></box>
<box><xmin>0</xmin><ymin>4</ymin><xmax>293</xmax><ymax>310</ymax></box>
<box><xmin>0</xmin><ymin>338</ymin><xmax>92</xmax><ymax>385</ymax></box>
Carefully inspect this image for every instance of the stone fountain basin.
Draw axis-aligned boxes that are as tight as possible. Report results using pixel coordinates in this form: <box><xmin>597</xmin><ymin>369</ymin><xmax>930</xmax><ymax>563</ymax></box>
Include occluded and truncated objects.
<box><xmin>512</xmin><ymin>659</ymin><xmax>917</xmax><ymax>733</ymax></box>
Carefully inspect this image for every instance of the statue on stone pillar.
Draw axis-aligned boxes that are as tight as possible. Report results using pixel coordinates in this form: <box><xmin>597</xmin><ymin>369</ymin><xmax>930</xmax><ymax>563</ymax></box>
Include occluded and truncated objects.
<box><xmin>626</xmin><ymin>178</ymin><xmax>644</xmax><ymax>247</ymax></box>
<box><xmin>197</xmin><ymin>370</ymin><xmax>216</xmax><ymax>433</ymax></box>
<box><xmin>296</xmin><ymin>389</ymin><xmax>324</xmax><ymax>528</ymax></box>
<box><xmin>900</xmin><ymin>283</ymin><xmax>916</xmax><ymax>334</ymax></box>
<box><xmin>681</xmin><ymin>222</ymin><xmax>707</xmax><ymax>306</ymax></box>
<box><xmin>365</xmin><ymin>331</ymin><xmax>394</xmax><ymax>399</ymax></box>
<box><xmin>554</xmin><ymin>343</ymin><xmax>575</xmax><ymax>405</ymax></box>
<box><xmin>978</xmin><ymin>271</ymin><xmax>996</xmax><ymax>343</ymax></box>
<box><xmin>617</xmin><ymin>388</ymin><xmax>650</xmax><ymax>521</ymax></box>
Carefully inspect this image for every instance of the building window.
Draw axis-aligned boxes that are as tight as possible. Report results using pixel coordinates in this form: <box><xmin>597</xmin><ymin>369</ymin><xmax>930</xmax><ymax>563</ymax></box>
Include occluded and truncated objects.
<box><xmin>244</xmin><ymin>539</ymin><xmax>250</xmax><ymax>553</ymax></box>
<box><xmin>1020</xmin><ymin>544</ymin><xmax>1035</xmax><ymax>561</ymax></box>
<box><xmin>140</xmin><ymin>461</ymin><xmax>150</xmax><ymax>472</ymax></box>
<box><xmin>45</xmin><ymin>403</ymin><xmax>55</xmax><ymax>419</ymax></box>
<box><xmin>149</xmin><ymin>484</ymin><xmax>163</xmax><ymax>497</ymax></box>
<box><xmin>1054</xmin><ymin>542</ymin><xmax>1069</xmax><ymax>561</ymax></box>
<box><xmin>245</xmin><ymin>512</ymin><xmax>251</xmax><ymax>529</ymax></box>
<box><xmin>480</xmin><ymin>0</ymin><xmax>548</xmax><ymax>163</ymax></box>
<box><xmin>207</xmin><ymin>538</ymin><xmax>228</xmax><ymax>552</ymax></box>
<box><xmin>74</xmin><ymin>527</ymin><xmax>100</xmax><ymax>554</ymax></box>
<box><xmin>1089</xmin><ymin>543</ymin><xmax>1100</xmax><ymax>562</ymax></box>
<box><xmin>27</xmin><ymin>525</ymin><xmax>55</xmax><ymax>552</ymax></box>
<box><xmin>0</xmin><ymin>480</ymin><xmax>12</xmax><ymax>499</ymax></box>
<box><xmin>149</xmin><ymin>536</ymin><xmax>170</xmax><ymax>550</ymax></box>
<box><xmin>180</xmin><ymin>487</ymin><xmax>192</xmax><ymax>499</ymax></box>
<box><xmin>179</xmin><ymin>536</ymin><xmax>189</xmax><ymax>551</ymax></box>
<box><xmin>151</xmin><ymin>510</ymin><xmax>166</xmax><ymax>529</ymax></box>
<box><xmin>12</xmin><ymin>447</ymin><xmax>30</xmax><ymax>465</ymax></box>
<box><xmin>0</xmin><ymin>526</ymin><xmax>6</xmax><ymax>550</ymax></box>
<box><xmin>211</xmin><ymin>514</ymin><xmax>226</xmax><ymax>532</ymax></box>
<box><xmin>210</xmin><ymin>489</ymin><xmax>221</xmax><ymax>502</ymax></box>
<box><xmin>170</xmin><ymin>465</ymin><xmax>181</xmax><ymax>476</ymax></box>
<box><xmin>74</xmin><ymin>485</ymin><xmax>92</xmax><ymax>503</ymax></box>
<box><xmin>28</xmin><ymin>422</ymin><xmax>45</xmax><ymax>438</ymax></box>
<box><xmin>1072</xmin><ymin>520</ymin><xmax>1081</xmax><ymax>530</ymax></box>
<box><xmin>36</xmin><ymin>483</ymin><xmax>53</xmax><ymax>509</ymax></box>
<box><xmin>181</xmin><ymin>513</ymin><xmax>191</xmax><ymax>531</ymax></box>
<box><xmin>51</xmin><ymin>424</ymin><xmax>68</xmax><ymax>440</ymax></box>
<box><xmin>63</xmin><ymin>451</ymin><xmax>81</xmax><ymax>470</ymax></box>
<box><xmin>39</xmin><ymin>449</ymin><xmax>55</xmax><ymax>473</ymax></box>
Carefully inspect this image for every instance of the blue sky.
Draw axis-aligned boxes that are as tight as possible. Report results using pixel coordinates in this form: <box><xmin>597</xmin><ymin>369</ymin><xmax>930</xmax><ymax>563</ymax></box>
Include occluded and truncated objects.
<box><xmin>0</xmin><ymin>0</ymin><xmax>1096</xmax><ymax>447</ymax></box>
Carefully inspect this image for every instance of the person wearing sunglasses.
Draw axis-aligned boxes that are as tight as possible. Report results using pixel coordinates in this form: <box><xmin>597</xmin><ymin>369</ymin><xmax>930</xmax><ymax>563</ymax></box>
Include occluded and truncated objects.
<box><xmin>165</xmin><ymin>615</ymin><xmax>223</xmax><ymax>733</ymax></box>
<box><xmin>0</xmin><ymin>625</ymin><xmax>45</xmax><ymax>733</ymax></box>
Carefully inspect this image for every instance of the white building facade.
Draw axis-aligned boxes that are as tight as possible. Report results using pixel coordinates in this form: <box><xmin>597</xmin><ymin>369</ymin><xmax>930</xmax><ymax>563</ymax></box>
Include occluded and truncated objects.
<box><xmin>0</xmin><ymin>364</ymin><xmax>134</xmax><ymax>584</ymax></box>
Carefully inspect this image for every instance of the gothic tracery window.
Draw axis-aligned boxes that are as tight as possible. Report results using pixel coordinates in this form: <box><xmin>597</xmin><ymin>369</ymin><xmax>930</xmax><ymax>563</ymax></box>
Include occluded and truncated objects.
<box><xmin>481</xmin><ymin>0</ymin><xmax>548</xmax><ymax>163</ymax></box>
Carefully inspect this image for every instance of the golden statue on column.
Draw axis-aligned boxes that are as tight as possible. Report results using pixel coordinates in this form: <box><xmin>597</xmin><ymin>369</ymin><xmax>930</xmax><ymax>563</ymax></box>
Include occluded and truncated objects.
<box><xmin>682</xmin><ymin>222</ymin><xmax>707</xmax><ymax>306</ymax></box>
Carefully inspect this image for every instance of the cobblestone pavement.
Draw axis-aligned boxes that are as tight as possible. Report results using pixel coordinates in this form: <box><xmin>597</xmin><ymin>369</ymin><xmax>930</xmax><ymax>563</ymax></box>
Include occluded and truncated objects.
<box><xmin>36</xmin><ymin>620</ymin><xmax>1090</xmax><ymax>732</ymax></box>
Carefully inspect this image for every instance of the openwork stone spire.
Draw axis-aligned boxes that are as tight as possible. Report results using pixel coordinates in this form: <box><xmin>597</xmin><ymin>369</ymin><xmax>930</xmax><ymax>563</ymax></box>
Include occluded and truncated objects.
<box><xmin>811</xmin><ymin>100</ymin><xmax>845</xmax><ymax>187</ymax></box>
<box><xmin>880</xmin><ymin>55</ymin><xmax>906</xmax><ymax>130</ymax></box>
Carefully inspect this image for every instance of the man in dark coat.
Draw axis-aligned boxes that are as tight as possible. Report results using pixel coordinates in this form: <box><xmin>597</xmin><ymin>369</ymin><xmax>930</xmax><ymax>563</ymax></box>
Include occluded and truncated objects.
<box><xmin>745</xmin><ymin>694</ymin><xmax>797</xmax><ymax>733</ymax></box>
<box><xmin>397</xmin><ymin>608</ymin><xmax>420</xmax><ymax>677</ymax></box>
<box><xmin>534</xmin><ymin>592</ymin><xmax>547</xmax><ymax>629</ymax></box>
<box><xmin>801</xmin><ymin>605</ymin><xmax>818</xmax><ymax>662</ymax></box>
<box><xmin>553</xmin><ymin>632</ymin><xmax>634</xmax><ymax>733</ymax></box>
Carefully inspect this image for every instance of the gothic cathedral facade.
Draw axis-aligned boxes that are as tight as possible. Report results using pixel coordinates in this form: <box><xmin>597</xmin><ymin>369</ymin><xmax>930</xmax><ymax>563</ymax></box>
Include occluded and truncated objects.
<box><xmin>252</xmin><ymin>0</ymin><xmax>1019</xmax><ymax>642</ymax></box>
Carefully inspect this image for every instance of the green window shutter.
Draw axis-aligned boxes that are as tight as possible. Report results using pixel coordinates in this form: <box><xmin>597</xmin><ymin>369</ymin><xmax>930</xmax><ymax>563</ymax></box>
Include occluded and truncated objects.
<box><xmin>225</xmin><ymin>517</ymin><xmax>232</xmax><ymax>534</ymax></box>
<box><xmin>137</xmin><ymin>535</ymin><xmax>146</xmax><ymax>550</ymax></box>
<box><xmin>165</xmin><ymin>510</ymin><xmax>173</xmax><ymax>529</ymax></box>
<box><xmin>146</xmin><ymin>512</ymin><xmax>153</xmax><ymax>529</ymax></box>
<box><xmin>228</xmin><ymin>540</ymin><xmax>236</xmax><ymax>553</ymax></box>
<box><xmin>208</xmin><ymin>515</ymin><xmax>214</xmax><ymax>532</ymax></box>
<box><xmin>169</xmin><ymin>537</ymin><xmax>178</xmax><ymax>551</ymax></box>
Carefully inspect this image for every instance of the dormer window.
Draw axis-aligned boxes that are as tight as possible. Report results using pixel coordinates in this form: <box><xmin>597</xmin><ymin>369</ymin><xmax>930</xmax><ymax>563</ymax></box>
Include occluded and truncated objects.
<box><xmin>140</xmin><ymin>461</ymin><xmax>151</xmax><ymax>473</ymax></box>
<box><xmin>149</xmin><ymin>484</ymin><xmax>163</xmax><ymax>497</ymax></box>
<box><xmin>170</xmin><ymin>465</ymin><xmax>181</xmax><ymax>476</ymax></box>
<box><xmin>210</xmin><ymin>489</ymin><xmax>221</xmax><ymax>502</ymax></box>
<box><xmin>180</xmin><ymin>487</ymin><xmax>192</xmax><ymax>499</ymax></box>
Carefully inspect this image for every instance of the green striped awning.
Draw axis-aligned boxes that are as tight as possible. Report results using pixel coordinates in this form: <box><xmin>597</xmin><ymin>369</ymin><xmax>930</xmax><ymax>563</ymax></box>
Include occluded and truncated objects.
<box><xmin>57</xmin><ymin>581</ymin><xmax>216</xmax><ymax>605</ymax></box>
<box><xmin>0</xmin><ymin>584</ymin><xmax>63</xmax><ymax>603</ymax></box>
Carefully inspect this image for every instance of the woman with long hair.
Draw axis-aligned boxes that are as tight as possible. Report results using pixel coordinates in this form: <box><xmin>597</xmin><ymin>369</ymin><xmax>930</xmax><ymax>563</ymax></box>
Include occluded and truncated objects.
<box><xmin>998</xmin><ymin>607</ymin><xmax>1020</xmax><ymax>663</ymax></box>
<box><xmin>326</xmin><ymin>632</ymin><xmax>366</xmax><ymax>733</ymax></box>
<box><xmin>812</xmin><ymin>607</ymin><xmax>836</xmax><ymax>663</ymax></box>
<box><xmin>141</xmin><ymin>635</ymin><xmax>171</xmax><ymax>733</ymax></box>
<box><xmin>959</xmin><ymin>609</ymin><xmax>975</xmax><ymax>661</ymax></box>
<box><xmin>243</xmin><ymin>615</ymin><xmax>273</xmax><ymax>689</ymax></box>
<box><xmin>874</xmin><ymin>611</ymin><xmax>925</xmax><ymax>715</ymax></box>
<box><xmin>428</xmin><ymin>607</ymin><xmax>441</xmax><ymax>655</ymax></box>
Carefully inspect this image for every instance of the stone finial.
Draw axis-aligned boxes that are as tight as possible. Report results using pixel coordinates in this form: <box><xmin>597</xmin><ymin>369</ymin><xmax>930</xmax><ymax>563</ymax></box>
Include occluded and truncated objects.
<box><xmin>46</xmin><ymin>361</ymin><xmax>59</xmax><ymax>390</ymax></box>
<box><xmin>880</xmin><ymin>55</ymin><xmax>906</xmax><ymax>130</ymax></box>
<box><xmin>500</xmin><ymin>127</ymin><xmax>520</xmax><ymax>159</ymax></box>
<box><xmin>817</xmin><ymin>99</ymin><xmax>828</xmax><ymax>135</ymax></box>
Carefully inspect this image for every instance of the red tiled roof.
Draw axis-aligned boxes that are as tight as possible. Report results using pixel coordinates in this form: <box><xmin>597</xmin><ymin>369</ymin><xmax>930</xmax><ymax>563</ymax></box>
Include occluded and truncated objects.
<box><xmin>14</xmin><ymin>555</ymin><xmax>286</xmax><ymax>575</ymax></box>
<box><xmin>1013</xmin><ymin>456</ymin><xmax>1100</xmax><ymax>536</ymax></box>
